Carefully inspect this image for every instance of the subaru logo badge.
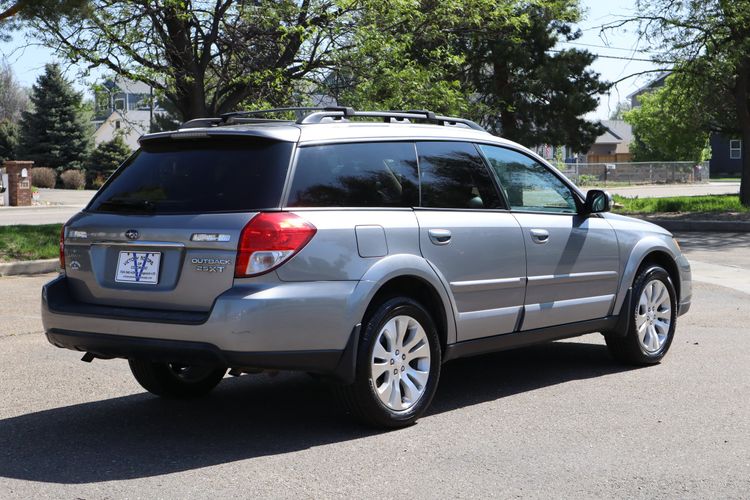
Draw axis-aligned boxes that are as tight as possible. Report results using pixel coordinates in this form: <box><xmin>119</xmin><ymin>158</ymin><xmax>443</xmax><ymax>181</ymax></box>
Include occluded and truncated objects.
<box><xmin>125</xmin><ymin>229</ymin><xmax>140</xmax><ymax>240</ymax></box>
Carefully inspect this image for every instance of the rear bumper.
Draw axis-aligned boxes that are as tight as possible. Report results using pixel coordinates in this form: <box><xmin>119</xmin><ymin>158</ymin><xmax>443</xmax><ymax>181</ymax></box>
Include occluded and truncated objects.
<box><xmin>41</xmin><ymin>275</ymin><xmax>361</xmax><ymax>378</ymax></box>
<box><xmin>45</xmin><ymin>328</ymin><xmax>347</xmax><ymax>374</ymax></box>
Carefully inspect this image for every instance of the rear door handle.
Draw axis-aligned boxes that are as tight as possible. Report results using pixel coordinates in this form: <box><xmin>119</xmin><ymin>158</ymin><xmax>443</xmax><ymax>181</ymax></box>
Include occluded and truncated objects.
<box><xmin>428</xmin><ymin>229</ymin><xmax>452</xmax><ymax>245</ymax></box>
<box><xmin>530</xmin><ymin>229</ymin><xmax>549</xmax><ymax>244</ymax></box>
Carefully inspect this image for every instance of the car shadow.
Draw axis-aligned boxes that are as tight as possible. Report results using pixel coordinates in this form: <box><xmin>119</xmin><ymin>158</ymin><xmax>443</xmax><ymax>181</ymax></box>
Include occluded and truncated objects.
<box><xmin>0</xmin><ymin>340</ymin><xmax>635</xmax><ymax>484</ymax></box>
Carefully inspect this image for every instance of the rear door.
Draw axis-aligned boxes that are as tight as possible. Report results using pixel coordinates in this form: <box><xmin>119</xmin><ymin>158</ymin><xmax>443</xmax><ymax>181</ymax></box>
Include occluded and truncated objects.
<box><xmin>63</xmin><ymin>136</ymin><xmax>294</xmax><ymax>312</ymax></box>
<box><xmin>478</xmin><ymin>145</ymin><xmax>620</xmax><ymax>331</ymax></box>
<box><xmin>414</xmin><ymin>141</ymin><xmax>527</xmax><ymax>341</ymax></box>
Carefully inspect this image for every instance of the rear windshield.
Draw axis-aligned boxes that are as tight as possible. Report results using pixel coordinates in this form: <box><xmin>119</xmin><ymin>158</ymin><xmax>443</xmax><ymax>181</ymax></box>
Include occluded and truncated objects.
<box><xmin>88</xmin><ymin>138</ymin><xmax>292</xmax><ymax>214</ymax></box>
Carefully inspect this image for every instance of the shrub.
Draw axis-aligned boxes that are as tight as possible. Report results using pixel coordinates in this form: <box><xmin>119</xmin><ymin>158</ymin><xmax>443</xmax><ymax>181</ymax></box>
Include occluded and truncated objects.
<box><xmin>31</xmin><ymin>167</ymin><xmax>57</xmax><ymax>188</ymax></box>
<box><xmin>60</xmin><ymin>169</ymin><xmax>86</xmax><ymax>190</ymax></box>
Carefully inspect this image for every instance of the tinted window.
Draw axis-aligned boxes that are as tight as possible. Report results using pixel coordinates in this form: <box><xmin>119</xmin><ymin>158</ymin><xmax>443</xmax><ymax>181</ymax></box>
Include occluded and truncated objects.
<box><xmin>89</xmin><ymin>138</ymin><xmax>292</xmax><ymax>214</ymax></box>
<box><xmin>479</xmin><ymin>145</ymin><xmax>577</xmax><ymax>214</ymax></box>
<box><xmin>417</xmin><ymin>142</ymin><xmax>502</xmax><ymax>209</ymax></box>
<box><xmin>287</xmin><ymin>142</ymin><xmax>419</xmax><ymax>207</ymax></box>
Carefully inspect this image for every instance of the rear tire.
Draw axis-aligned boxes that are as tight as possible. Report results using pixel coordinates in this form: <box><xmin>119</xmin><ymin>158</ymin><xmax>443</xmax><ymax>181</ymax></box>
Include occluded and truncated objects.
<box><xmin>129</xmin><ymin>359</ymin><xmax>226</xmax><ymax>398</ymax></box>
<box><xmin>606</xmin><ymin>265</ymin><xmax>677</xmax><ymax>365</ymax></box>
<box><xmin>336</xmin><ymin>297</ymin><xmax>441</xmax><ymax>428</ymax></box>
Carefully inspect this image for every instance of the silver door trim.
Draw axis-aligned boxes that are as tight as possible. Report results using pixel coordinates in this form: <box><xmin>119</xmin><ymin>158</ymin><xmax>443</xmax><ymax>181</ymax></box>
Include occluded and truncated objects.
<box><xmin>450</xmin><ymin>276</ymin><xmax>526</xmax><ymax>292</ymax></box>
<box><xmin>457</xmin><ymin>305</ymin><xmax>523</xmax><ymax>341</ymax></box>
<box><xmin>522</xmin><ymin>294</ymin><xmax>615</xmax><ymax>331</ymax></box>
<box><xmin>527</xmin><ymin>270</ymin><xmax>618</xmax><ymax>285</ymax></box>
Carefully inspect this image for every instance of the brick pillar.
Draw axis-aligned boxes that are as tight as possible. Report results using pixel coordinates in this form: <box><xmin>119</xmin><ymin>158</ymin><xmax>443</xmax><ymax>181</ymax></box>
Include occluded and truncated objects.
<box><xmin>4</xmin><ymin>160</ymin><xmax>34</xmax><ymax>206</ymax></box>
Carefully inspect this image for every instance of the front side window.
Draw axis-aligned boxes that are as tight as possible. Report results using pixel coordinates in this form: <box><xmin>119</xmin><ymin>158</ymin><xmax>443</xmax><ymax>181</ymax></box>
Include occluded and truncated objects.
<box><xmin>417</xmin><ymin>141</ymin><xmax>502</xmax><ymax>209</ymax></box>
<box><xmin>287</xmin><ymin>142</ymin><xmax>419</xmax><ymax>207</ymax></box>
<box><xmin>479</xmin><ymin>145</ymin><xmax>577</xmax><ymax>214</ymax></box>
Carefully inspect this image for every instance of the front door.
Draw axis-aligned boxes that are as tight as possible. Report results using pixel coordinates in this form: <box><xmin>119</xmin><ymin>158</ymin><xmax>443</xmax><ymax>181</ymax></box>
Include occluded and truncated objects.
<box><xmin>478</xmin><ymin>144</ymin><xmax>620</xmax><ymax>331</ymax></box>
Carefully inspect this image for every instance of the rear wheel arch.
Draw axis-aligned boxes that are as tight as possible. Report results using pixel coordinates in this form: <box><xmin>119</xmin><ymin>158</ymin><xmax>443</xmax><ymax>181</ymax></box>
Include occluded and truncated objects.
<box><xmin>362</xmin><ymin>275</ymin><xmax>448</xmax><ymax>354</ymax></box>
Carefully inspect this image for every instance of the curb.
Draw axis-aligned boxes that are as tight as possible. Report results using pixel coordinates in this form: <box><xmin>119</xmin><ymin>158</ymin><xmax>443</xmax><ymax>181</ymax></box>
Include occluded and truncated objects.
<box><xmin>642</xmin><ymin>219</ymin><xmax>750</xmax><ymax>233</ymax></box>
<box><xmin>0</xmin><ymin>259</ymin><xmax>59</xmax><ymax>277</ymax></box>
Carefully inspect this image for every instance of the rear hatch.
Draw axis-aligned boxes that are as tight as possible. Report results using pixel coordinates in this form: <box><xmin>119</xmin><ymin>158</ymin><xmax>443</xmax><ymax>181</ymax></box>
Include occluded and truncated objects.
<box><xmin>63</xmin><ymin>135</ymin><xmax>294</xmax><ymax>312</ymax></box>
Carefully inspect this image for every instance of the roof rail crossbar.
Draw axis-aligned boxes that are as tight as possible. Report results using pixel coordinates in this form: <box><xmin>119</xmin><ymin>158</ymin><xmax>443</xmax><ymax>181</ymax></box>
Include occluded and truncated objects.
<box><xmin>298</xmin><ymin>109</ymin><xmax>486</xmax><ymax>131</ymax></box>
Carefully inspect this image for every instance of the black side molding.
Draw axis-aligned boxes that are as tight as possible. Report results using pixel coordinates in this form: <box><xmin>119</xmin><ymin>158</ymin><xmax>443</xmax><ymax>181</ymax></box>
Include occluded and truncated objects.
<box><xmin>443</xmin><ymin>317</ymin><xmax>619</xmax><ymax>362</ymax></box>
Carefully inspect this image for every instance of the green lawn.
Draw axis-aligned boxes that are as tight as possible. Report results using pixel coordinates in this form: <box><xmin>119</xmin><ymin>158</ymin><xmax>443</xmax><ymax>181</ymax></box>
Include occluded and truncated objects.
<box><xmin>0</xmin><ymin>224</ymin><xmax>63</xmax><ymax>262</ymax></box>
<box><xmin>613</xmin><ymin>194</ymin><xmax>749</xmax><ymax>214</ymax></box>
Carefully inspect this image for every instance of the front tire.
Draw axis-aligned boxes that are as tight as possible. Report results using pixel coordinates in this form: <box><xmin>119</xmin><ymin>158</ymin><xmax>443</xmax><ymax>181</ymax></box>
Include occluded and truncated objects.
<box><xmin>129</xmin><ymin>360</ymin><xmax>226</xmax><ymax>398</ymax></box>
<box><xmin>336</xmin><ymin>297</ymin><xmax>442</xmax><ymax>428</ymax></box>
<box><xmin>606</xmin><ymin>265</ymin><xmax>677</xmax><ymax>365</ymax></box>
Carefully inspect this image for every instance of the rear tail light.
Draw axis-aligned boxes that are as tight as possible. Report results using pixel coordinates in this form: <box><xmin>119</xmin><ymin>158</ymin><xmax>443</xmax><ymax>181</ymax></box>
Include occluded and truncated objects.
<box><xmin>234</xmin><ymin>212</ymin><xmax>317</xmax><ymax>278</ymax></box>
<box><xmin>59</xmin><ymin>224</ymin><xmax>66</xmax><ymax>273</ymax></box>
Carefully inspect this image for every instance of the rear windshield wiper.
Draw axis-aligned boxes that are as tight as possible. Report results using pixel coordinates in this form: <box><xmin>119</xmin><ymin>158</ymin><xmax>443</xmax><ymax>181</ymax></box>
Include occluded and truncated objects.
<box><xmin>95</xmin><ymin>198</ymin><xmax>157</xmax><ymax>213</ymax></box>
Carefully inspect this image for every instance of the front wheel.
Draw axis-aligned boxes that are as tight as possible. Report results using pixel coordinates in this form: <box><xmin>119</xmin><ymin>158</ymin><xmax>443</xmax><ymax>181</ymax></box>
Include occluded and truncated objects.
<box><xmin>336</xmin><ymin>297</ymin><xmax>442</xmax><ymax>428</ymax></box>
<box><xmin>606</xmin><ymin>265</ymin><xmax>677</xmax><ymax>365</ymax></box>
<box><xmin>129</xmin><ymin>359</ymin><xmax>226</xmax><ymax>398</ymax></box>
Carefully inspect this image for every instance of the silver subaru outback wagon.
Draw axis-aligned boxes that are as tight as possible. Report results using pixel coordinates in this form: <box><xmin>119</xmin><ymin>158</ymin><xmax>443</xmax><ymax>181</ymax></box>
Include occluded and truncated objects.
<box><xmin>42</xmin><ymin>107</ymin><xmax>691</xmax><ymax>428</ymax></box>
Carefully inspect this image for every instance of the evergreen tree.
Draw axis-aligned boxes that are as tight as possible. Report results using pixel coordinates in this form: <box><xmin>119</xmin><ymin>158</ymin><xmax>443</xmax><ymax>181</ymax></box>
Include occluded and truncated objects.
<box><xmin>86</xmin><ymin>133</ymin><xmax>130</xmax><ymax>187</ymax></box>
<box><xmin>18</xmin><ymin>63</ymin><xmax>90</xmax><ymax>170</ymax></box>
<box><xmin>0</xmin><ymin>118</ymin><xmax>18</xmax><ymax>162</ymax></box>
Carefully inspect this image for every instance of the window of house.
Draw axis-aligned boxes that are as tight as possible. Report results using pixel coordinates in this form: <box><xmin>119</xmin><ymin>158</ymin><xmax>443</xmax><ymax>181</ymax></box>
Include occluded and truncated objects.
<box><xmin>730</xmin><ymin>139</ymin><xmax>742</xmax><ymax>160</ymax></box>
<box><xmin>115</xmin><ymin>120</ymin><xmax>121</xmax><ymax>129</ymax></box>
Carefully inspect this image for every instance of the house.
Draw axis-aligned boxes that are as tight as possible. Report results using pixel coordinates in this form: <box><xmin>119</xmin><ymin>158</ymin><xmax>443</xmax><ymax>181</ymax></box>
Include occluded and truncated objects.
<box><xmin>585</xmin><ymin>119</ymin><xmax>634</xmax><ymax>163</ymax></box>
<box><xmin>92</xmin><ymin>78</ymin><xmax>158</xmax><ymax>149</ymax></box>
<box><xmin>628</xmin><ymin>74</ymin><xmax>742</xmax><ymax>177</ymax></box>
<box><xmin>92</xmin><ymin>109</ymin><xmax>152</xmax><ymax>151</ymax></box>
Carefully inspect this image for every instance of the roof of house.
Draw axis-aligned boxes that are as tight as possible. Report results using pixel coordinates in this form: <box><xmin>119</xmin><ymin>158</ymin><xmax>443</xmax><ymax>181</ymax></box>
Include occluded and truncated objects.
<box><xmin>594</xmin><ymin>119</ymin><xmax>633</xmax><ymax>145</ymax></box>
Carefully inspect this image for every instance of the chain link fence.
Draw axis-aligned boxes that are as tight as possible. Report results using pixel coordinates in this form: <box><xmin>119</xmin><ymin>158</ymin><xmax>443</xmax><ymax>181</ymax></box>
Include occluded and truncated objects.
<box><xmin>558</xmin><ymin>161</ymin><xmax>710</xmax><ymax>186</ymax></box>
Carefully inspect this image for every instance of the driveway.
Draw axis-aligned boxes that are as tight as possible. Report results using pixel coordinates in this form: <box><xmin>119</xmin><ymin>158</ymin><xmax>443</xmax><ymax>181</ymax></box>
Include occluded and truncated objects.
<box><xmin>0</xmin><ymin>234</ymin><xmax>747</xmax><ymax>498</ymax></box>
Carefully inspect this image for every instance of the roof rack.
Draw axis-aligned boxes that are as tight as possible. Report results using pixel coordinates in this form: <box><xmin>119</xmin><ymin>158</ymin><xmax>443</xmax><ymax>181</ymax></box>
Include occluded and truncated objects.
<box><xmin>180</xmin><ymin>106</ymin><xmax>486</xmax><ymax>132</ymax></box>
<box><xmin>298</xmin><ymin>109</ymin><xmax>486</xmax><ymax>131</ymax></box>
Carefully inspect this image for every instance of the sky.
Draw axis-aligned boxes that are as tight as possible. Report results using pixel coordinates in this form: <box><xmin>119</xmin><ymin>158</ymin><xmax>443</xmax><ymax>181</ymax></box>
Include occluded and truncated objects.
<box><xmin>0</xmin><ymin>0</ymin><xmax>661</xmax><ymax>120</ymax></box>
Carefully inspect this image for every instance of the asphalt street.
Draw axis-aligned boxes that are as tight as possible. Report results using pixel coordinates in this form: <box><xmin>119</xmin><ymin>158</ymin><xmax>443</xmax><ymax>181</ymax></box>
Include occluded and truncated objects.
<box><xmin>0</xmin><ymin>236</ymin><xmax>748</xmax><ymax>498</ymax></box>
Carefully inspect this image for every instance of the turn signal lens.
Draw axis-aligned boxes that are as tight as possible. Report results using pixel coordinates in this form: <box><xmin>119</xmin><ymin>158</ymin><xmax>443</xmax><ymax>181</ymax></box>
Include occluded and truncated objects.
<box><xmin>234</xmin><ymin>212</ymin><xmax>316</xmax><ymax>278</ymax></box>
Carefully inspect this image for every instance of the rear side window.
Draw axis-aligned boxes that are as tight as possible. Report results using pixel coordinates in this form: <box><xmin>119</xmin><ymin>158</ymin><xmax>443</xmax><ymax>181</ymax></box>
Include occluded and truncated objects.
<box><xmin>88</xmin><ymin>138</ymin><xmax>292</xmax><ymax>214</ymax></box>
<box><xmin>287</xmin><ymin>142</ymin><xmax>419</xmax><ymax>207</ymax></box>
<box><xmin>417</xmin><ymin>141</ymin><xmax>503</xmax><ymax>209</ymax></box>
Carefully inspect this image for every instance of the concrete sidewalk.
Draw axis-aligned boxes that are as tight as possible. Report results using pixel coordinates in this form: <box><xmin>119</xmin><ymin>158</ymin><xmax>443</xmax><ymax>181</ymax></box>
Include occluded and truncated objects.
<box><xmin>595</xmin><ymin>181</ymin><xmax>739</xmax><ymax>198</ymax></box>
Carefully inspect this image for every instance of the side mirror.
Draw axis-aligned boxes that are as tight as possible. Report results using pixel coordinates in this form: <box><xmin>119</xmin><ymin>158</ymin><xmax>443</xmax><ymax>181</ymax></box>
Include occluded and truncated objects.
<box><xmin>584</xmin><ymin>189</ymin><xmax>612</xmax><ymax>214</ymax></box>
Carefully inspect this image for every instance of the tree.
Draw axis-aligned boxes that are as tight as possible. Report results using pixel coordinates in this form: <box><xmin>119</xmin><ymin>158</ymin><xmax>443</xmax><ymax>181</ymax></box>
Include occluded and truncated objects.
<box><xmin>18</xmin><ymin>63</ymin><xmax>90</xmax><ymax>170</ymax></box>
<box><xmin>459</xmin><ymin>0</ymin><xmax>609</xmax><ymax>151</ymax></box>
<box><xmin>0</xmin><ymin>60</ymin><xmax>28</xmax><ymax>121</ymax></box>
<box><xmin>0</xmin><ymin>0</ymin><xmax>88</xmax><ymax>37</ymax></box>
<box><xmin>624</xmin><ymin>74</ymin><xmax>709</xmax><ymax>162</ymax></box>
<box><xmin>0</xmin><ymin>118</ymin><xmax>17</xmax><ymax>161</ymax></box>
<box><xmin>625</xmin><ymin>0</ymin><xmax>750</xmax><ymax>205</ymax></box>
<box><xmin>609</xmin><ymin>101</ymin><xmax>631</xmax><ymax>120</ymax></box>
<box><xmin>86</xmin><ymin>133</ymin><xmax>130</xmax><ymax>187</ymax></box>
<box><xmin>330</xmin><ymin>0</ymin><xmax>608</xmax><ymax>152</ymax></box>
<box><xmin>31</xmin><ymin>1</ymin><xmax>359</xmax><ymax>121</ymax></box>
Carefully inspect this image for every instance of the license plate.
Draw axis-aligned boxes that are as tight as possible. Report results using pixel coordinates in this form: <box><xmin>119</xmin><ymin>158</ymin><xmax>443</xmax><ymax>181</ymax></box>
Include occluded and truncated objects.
<box><xmin>115</xmin><ymin>251</ymin><xmax>162</xmax><ymax>284</ymax></box>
